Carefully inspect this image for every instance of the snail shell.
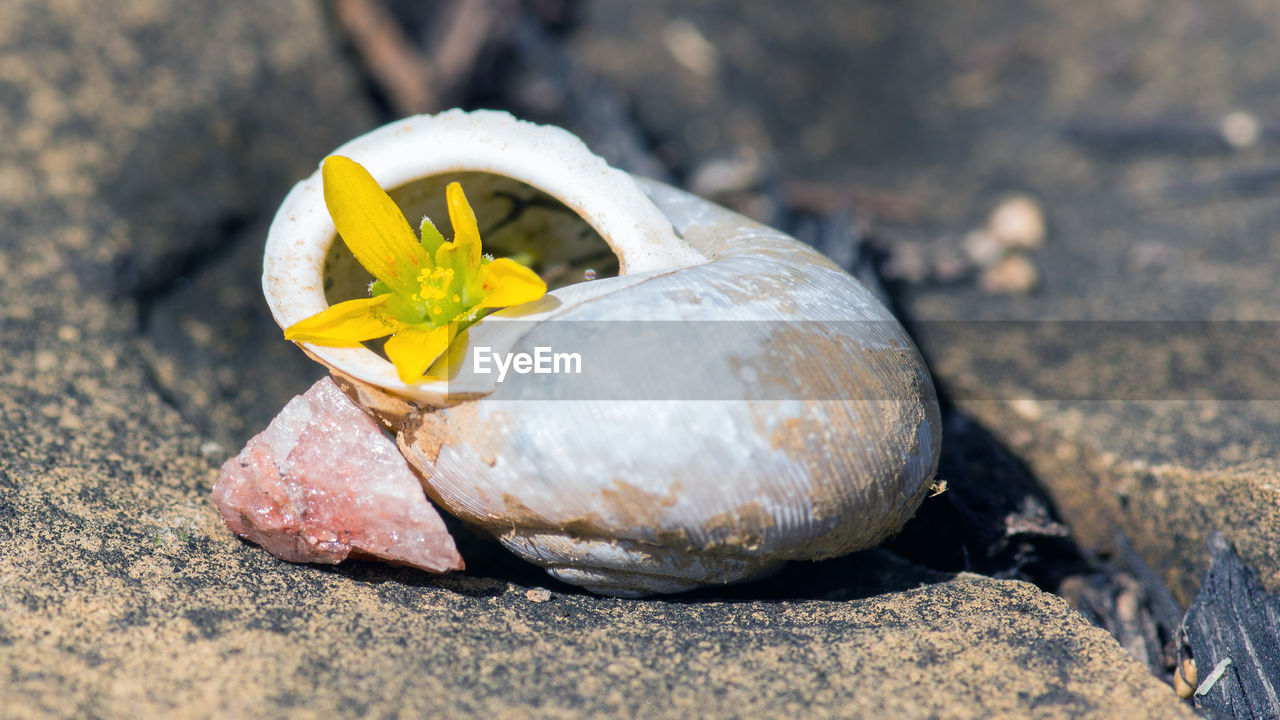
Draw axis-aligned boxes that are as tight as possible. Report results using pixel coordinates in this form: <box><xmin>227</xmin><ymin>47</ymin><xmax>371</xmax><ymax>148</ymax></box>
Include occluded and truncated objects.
<box><xmin>263</xmin><ymin>110</ymin><xmax>941</xmax><ymax>596</ymax></box>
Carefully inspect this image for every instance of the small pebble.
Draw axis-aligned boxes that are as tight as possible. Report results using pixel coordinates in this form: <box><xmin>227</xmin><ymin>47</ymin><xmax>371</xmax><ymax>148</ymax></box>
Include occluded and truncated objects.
<box><xmin>1006</xmin><ymin>428</ymin><xmax>1035</xmax><ymax>448</ymax></box>
<box><xmin>184</xmin><ymin>319</ymin><xmax>214</xmax><ymax>346</ymax></box>
<box><xmin>526</xmin><ymin>588</ymin><xmax>552</xmax><ymax>603</ymax></box>
<box><xmin>1173</xmin><ymin>657</ymin><xmax>1197</xmax><ymax>699</ymax></box>
<box><xmin>661</xmin><ymin>18</ymin><xmax>719</xmax><ymax>78</ymax></box>
<box><xmin>930</xmin><ymin>246</ymin><xmax>969</xmax><ymax>282</ymax></box>
<box><xmin>34</xmin><ymin>351</ymin><xmax>57</xmax><ymax>372</ymax></box>
<box><xmin>987</xmin><ymin>194</ymin><xmax>1046</xmax><ymax>250</ymax></box>
<box><xmin>979</xmin><ymin>255</ymin><xmax>1038</xmax><ymax>294</ymax></box>
<box><xmin>961</xmin><ymin>229</ymin><xmax>1005</xmax><ymax>268</ymax></box>
<box><xmin>880</xmin><ymin>241</ymin><xmax>928</xmax><ymax>283</ymax></box>
<box><xmin>1009</xmin><ymin>398</ymin><xmax>1043</xmax><ymax>422</ymax></box>
<box><xmin>689</xmin><ymin>148</ymin><xmax>762</xmax><ymax>197</ymax></box>
<box><xmin>1128</xmin><ymin>241</ymin><xmax>1177</xmax><ymax>272</ymax></box>
<box><xmin>1219</xmin><ymin>110</ymin><xmax>1260</xmax><ymax>149</ymax></box>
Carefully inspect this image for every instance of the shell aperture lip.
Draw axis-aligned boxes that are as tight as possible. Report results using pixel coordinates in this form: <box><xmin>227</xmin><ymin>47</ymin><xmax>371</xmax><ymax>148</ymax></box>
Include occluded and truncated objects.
<box><xmin>284</xmin><ymin>156</ymin><xmax>547</xmax><ymax>384</ymax></box>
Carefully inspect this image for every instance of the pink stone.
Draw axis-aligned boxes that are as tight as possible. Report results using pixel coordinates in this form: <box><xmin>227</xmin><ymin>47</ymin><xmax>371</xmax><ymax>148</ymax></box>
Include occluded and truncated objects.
<box><xmin>212</xmin><ymin>377</ymin><xmax>463</xmax><ymax>573</ymax></box>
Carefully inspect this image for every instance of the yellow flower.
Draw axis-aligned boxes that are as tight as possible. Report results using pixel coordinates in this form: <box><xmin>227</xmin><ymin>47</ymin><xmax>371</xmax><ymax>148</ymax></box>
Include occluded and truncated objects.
<box><xmin>284</xmin><ymin>156</ymin><xmax>547</xmax><ymax>383</ymax></box>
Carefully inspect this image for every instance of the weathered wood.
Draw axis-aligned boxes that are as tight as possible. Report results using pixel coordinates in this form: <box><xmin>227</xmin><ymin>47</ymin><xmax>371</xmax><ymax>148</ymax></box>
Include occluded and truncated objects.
<box><xmin>333</xmin><ymin>0</ymin><xmax>438</xmax><ymax>113</ymax></box>
<box><xmin>1182</xmin><ymin>532</ymin><xmax>1280</xmax><ymax>719</ymax></box>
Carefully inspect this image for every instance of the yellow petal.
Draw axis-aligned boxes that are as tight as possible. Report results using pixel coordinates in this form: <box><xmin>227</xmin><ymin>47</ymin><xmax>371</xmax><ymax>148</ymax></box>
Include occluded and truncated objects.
<box><xmin>385</xmin><ymin>325</ymin><xmax>453</xmax><ymax>383</ymax></box>
<box><xmin>445</xmin><ymin>182</ymin><xmax>482</xmax><ymax>272</ymax></box>
<box><xmin>323</xmin><ymin>156</ymin><xmax>429</xmax><ymax>295</ymax></box>
<box><xmin>283</xmin><ymin>295</ymin><xmax>397</xmax><ymax>346</ymax></box>
<box><xmin>421</xmin><ymin>327</ymin><xmax>471</xmax><ymax>381</ymax></box>
<box><xmin>478</xmin><ymin>258</ymin><xmax>548</xmax><ymax>308</ymax></box>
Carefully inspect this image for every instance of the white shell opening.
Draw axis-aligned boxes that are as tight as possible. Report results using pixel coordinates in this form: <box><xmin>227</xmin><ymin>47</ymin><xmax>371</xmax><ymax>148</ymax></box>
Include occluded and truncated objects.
<box><xmin>262</xmin><ymin>110</ymin><xmax>705</xmax><ymax>403</ymax></box>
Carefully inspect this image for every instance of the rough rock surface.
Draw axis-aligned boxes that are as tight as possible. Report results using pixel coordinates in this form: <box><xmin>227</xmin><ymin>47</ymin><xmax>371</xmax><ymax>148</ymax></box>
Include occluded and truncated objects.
<box><xmin>0</xmin><ymin>0</ymin><xmax>1201</xmax><ymax>716</ymax></box>
<box><xmin>575</xmin><ymin>0</ymin><xmax>1280</xmax><ymax>605</ymax></box>
<box><xmin>212</xmin><ymin>377</ymin><xmax>462</xmax><ymax>572</ymax></box>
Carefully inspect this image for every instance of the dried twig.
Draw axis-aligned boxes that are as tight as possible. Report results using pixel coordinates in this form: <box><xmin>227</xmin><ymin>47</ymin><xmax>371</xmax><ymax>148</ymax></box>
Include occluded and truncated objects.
<box><xmin>1062</xmin><ymin>116</ymin><xmax>1279</xmax><ymax>155</ymax></box>
<box><xmin>433</xmin><ymin>0</ymin><xmax>514</xmax><ymax>99</ymax></box>
<box><xmin>332</xmin><ymin>0</ymin><xmax>515</xmax><ymax>115</ymax></box>
<box><xmin>782</xmin><ymin>180</ymin><xmax>924</xmax><ymax>223</ymax></box>
<box><xmin>333</xmin><ymin>0</ymin><xmax>438</xmax><ymax>113</ymax></box>
<box><xmin>1195</xmin><ymin>658</ymin><xmax>1232</xmax><ymax>698</ymax></box>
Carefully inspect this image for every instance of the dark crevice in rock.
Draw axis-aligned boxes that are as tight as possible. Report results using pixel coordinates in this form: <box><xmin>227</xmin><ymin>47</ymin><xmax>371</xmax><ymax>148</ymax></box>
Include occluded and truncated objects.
<box><xmin>129</xmin><ymin>213</ymin><xmax>253</xmax><ymax>325</ymax></box>
<box><xmin>100</xmin><ymin>107</ymin><xmax>261</xmax><ymax>304</ymax></box>
<box><xmin>132</xmin><ymin>338</ymin><xmax>186</xmax><ymax>415</ymax></box>
<box><xmin>98</xmin><ymin>61</ymin><xmax>371</xmax><ymax>447</ymax></box>
<box><xmin>887</xmin><ymin>312</ymin><xmax>1189</xmax><ymax>682</ymax></box>
<box><xmin>1116</xmin><ymin>533</ymin><xmax>1188</xmax><ymax>652</ymax></box>
<box><xmin>887</xmin><ymin>401</ymin><xmax>1087</xmax><ymax>586</ymax></box>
